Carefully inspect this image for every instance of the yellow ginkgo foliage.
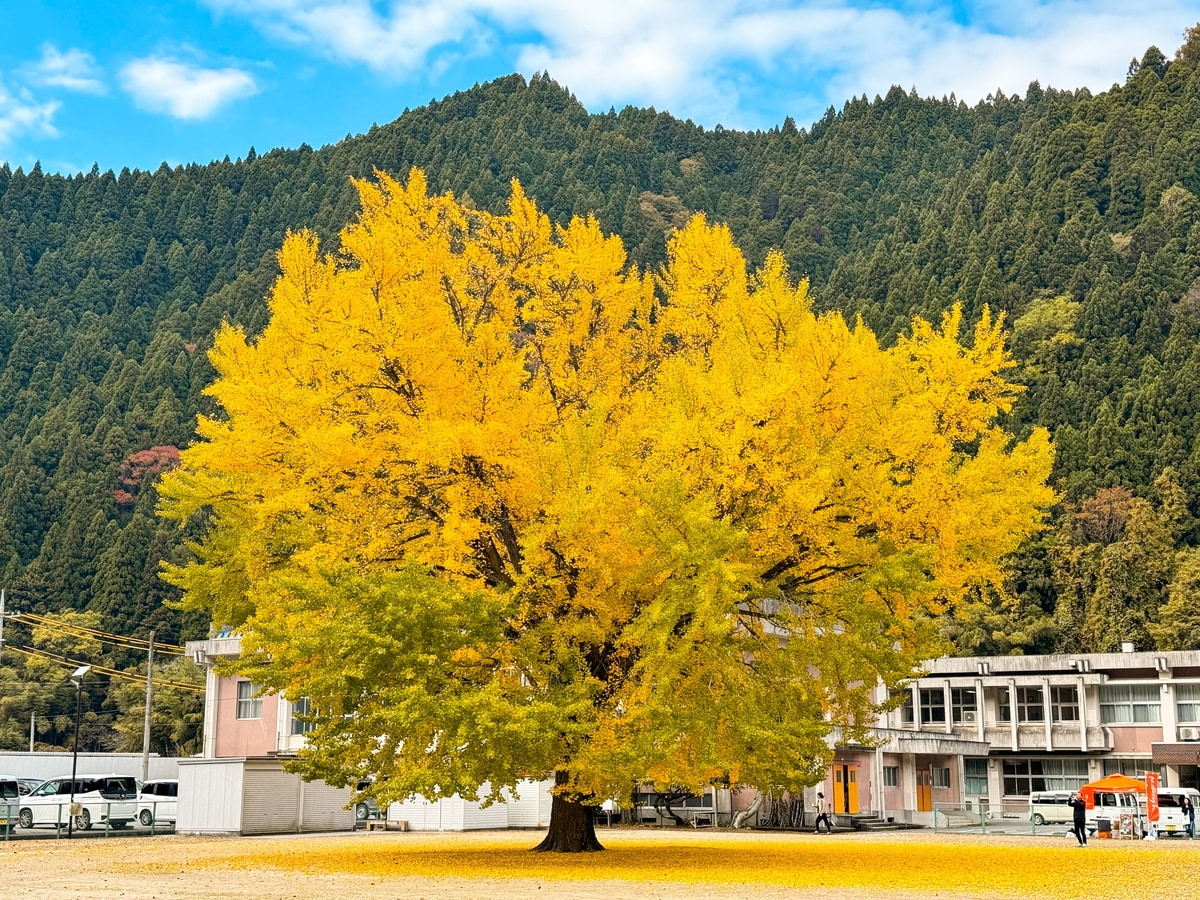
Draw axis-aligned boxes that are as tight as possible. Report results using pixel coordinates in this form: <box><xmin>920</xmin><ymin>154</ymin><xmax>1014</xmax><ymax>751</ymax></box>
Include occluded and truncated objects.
<box><xmin>158</xmin><ymin>169</ymin><xmax>1055</xmax><ymax>852</ymax></box>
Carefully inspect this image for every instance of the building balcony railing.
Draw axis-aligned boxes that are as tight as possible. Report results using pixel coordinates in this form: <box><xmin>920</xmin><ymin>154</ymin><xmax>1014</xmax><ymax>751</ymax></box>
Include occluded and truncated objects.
<box><xmin>973</xmin><ymin>723</ymin><xmax>1113</xmax><ymax>752</ymax></box>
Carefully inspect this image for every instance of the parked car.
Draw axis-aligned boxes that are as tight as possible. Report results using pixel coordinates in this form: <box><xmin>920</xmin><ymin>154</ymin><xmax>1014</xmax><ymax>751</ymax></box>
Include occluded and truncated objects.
<box><xmin>0</xmin><ymin>776</ymin><xmax>19</xmax><ymax>834</ymax></box>
<box><xmin>355</xmin><ymin>780</ymin><xmax>380</xmax><ymax>821</ymax></box>
<box><xmin>16</xmin><ymin>778</ymin><xmax>41</xmax><ymax>795</ymax></box>
<box><xmin>137</xmin><ymin>779</ymin><xmax>179</xmax><ymax>826</ymax></box>
<box><xmin>1028</xmin><ymin>790</ymin><xmax>1075</xmax><ymax>826</ymax></box>
<box><xmin>1153</xmin><ymin>787</ymin><xmax>1200</xmax><ymax>836</ymax></box>
<box><xmin>18</xmin><ymin>775</ymin><xmax>138</xmax><ymax>830</ymax></box>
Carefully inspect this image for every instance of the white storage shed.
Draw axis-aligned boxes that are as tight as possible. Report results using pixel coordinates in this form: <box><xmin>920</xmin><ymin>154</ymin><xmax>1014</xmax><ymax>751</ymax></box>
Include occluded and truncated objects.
<box><xmin>177</xmin><ymin>756</ymin><xmax>355</xmax><ymax>835</ymax></box>
<box><xmin>386</xmin><ymin>778</ymin><xmax>554</xmax><ymax>831</ymax></box>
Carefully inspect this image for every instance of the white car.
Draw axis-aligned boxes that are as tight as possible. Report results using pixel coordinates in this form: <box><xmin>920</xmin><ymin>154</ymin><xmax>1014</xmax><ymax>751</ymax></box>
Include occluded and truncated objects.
<box><xmin>137</xmin><ymin>779</ymin><xmax>178</xmax><ymax>826</ymax></box>
<box><xmin>18</xmin><ymin>775</ymin><xmax>138</xmax><ymax>830</ymax></box>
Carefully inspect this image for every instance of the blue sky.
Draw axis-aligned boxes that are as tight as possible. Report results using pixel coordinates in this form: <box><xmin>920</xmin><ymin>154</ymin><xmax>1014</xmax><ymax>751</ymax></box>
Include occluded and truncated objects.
<box><xmin>2</xmin><ymin>1</ymin><xmax>1200</xmax><ymax>174</ymax></box>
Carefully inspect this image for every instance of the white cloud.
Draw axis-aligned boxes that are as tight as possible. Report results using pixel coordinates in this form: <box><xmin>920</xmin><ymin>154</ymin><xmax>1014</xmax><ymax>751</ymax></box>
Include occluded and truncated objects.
<box><xmin>119</xmin><ymin>57</ymin><xmax>258</xmax><ymax>120</ymax></box>
<box><xmin>27</xmin><ymin>44</ymin><xmax>106</xmax><ymax>94</ymax></box>
<box><xmin>0</xmin><ymin>78</ymin><xmax>60</xmax><ymax>150</ymax></box>
<box><xmin>198</xmin><ymin>1</ymin><xmax>1200</xmax><ymax>128</ymax></box>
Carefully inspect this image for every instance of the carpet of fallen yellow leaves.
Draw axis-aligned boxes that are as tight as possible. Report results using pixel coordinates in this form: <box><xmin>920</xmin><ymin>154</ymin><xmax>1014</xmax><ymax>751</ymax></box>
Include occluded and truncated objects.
<box><xmin>4</xmin><ymin>827</ymin><xmax>1198</xmax><ymax>899</ymax></box>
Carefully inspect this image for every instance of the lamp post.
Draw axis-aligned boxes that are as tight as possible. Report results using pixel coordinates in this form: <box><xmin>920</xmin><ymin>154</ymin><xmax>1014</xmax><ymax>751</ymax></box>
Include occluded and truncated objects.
<box><xmin>68</xmin><ymin>665</ymin><xmax>91</xmax><ymax>838</ymax></box>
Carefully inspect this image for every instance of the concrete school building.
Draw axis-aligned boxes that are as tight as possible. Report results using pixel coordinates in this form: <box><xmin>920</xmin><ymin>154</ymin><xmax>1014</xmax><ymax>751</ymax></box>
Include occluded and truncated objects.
<box><xmin>810</xmin><ymin>647</ymin><xmax>1200</xmax><ymax>827</ymax></box>
<box><xmin>187</xmin><ymin>634</ymin><xmax>1200</xmax><ymax>830</ymax></box>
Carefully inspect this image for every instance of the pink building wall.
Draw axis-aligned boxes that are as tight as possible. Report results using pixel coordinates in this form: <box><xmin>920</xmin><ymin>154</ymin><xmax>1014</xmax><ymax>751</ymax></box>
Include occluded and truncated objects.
<box><xmin>1108</xmin><ymin>726</ymin><xmax>1164</xmax><ymax>753</ymax></box>
<box><xmin>213</xmin><ymin>676</ymin><xmax>280</xmax><ymax>757</ymax></box>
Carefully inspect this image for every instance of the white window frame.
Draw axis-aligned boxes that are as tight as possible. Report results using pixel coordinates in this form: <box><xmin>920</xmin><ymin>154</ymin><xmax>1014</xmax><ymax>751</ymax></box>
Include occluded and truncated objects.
<box><xmin>920</xmin><ymin>688</ymin><xmax>946</xmax><ymax>724</ymax></box>
<box><xmin>1176</xmin><ymin>684</ymin><xmax>1200</xmax><ymax>723</ymax></box>
<box><xmin>236</xmin><ymin>681</ymin><xmax>263</xmax><ymax>720</ymax></box>
<box><xmin>999</xmin><ymin>687</ymin><xmax>1044</xmax><ymax>722</ymax></box>
<box><xmin>1051</xmin><ymin>685</ymin><xmax>1079</xmax><ymax>722</ymax></box>
<box><xmin>951</xmin><ymin>688</ymin><xmax>977</xmax><ymax>723</ymax></box>
<box><xmin>1100</xmin><ymin>684</ymin><xmax>1161</xmax><ymax>724</ymax></box>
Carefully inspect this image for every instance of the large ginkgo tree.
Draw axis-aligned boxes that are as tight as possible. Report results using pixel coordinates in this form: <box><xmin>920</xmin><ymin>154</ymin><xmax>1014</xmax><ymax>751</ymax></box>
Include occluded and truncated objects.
<box><xmin>159</xmin><ymin>169</ymin><xmax>1054</xmax><ymax>852</ymax></box>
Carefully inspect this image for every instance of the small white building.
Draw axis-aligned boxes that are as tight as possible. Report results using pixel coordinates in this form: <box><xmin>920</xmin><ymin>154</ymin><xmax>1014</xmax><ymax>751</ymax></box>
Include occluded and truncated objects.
<box><xmin>177</xmin><ymin>756</ymin><xmax>354</xmax><ymax>835</ymax></box>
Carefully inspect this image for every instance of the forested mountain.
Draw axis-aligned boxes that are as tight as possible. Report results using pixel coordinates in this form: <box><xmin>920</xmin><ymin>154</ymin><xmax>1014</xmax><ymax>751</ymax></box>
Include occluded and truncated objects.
<box><xmin>4</xmin><ymin>27</ymin><xmax>1200</xmax><ymax>751</ymax></box>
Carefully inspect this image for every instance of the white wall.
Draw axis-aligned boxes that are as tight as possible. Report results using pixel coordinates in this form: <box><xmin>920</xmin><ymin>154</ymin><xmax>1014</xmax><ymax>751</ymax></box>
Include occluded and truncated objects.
<box><xmin>0</xmin><ymin>752</ymin><xmax>180</xmax><ymax>783</ymax></box>
<box><xmin>388</xmin><ymin>779</ymin><xmax>553</xmax><ymax>831</ymax></box>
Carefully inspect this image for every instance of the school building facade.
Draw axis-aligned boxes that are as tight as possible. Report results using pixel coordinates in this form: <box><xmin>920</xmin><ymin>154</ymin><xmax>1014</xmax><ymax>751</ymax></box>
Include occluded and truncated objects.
<box><xmin>188</xmin><ymin>635</ymin><xmax>1200</xmax><ymax>828</ymax></box>
<box><xmin>817</xmin><ymin>647</ymin><xmax>1200</xmax><ymax>825</ymax></box>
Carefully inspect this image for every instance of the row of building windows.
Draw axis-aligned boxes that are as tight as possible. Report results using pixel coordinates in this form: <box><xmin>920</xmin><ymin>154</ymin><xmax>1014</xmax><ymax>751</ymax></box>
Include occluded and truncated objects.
<box><xmin>882</xmin><ymin>757</ymin><xmax>1165</xmax><ymax>798</ymax></box>
<box><xmin>899</xmin><ymin>683</ymin><xmax>1200</xmax><ymax>725</ymax></box>
<box><xmin>235</xmin><ymin>682</ymin><xmax>314</xmax><ymax>735</ymax></box>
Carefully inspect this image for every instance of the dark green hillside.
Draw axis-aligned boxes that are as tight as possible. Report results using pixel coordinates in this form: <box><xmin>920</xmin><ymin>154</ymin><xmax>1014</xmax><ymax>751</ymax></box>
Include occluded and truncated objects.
<box><xmin>4</xmin><ymin>28</ymin><xmax>1200</xmax><ymax>750</ymax></box>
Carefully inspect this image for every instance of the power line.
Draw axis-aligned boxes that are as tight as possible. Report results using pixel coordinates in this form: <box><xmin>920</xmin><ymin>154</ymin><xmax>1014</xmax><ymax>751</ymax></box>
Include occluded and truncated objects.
<box><xmin>4</xmin><ymin>646</ymin><xmax>205</xmax><ymax>694</ymax></box>
<box><xmin>16</xmin><ymin>612</ymin><xmax>186</xmax><ymax>654</ymax></box>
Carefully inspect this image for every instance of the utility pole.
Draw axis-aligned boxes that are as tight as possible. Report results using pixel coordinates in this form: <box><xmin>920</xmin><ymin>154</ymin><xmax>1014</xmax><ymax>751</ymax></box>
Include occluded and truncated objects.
<box><xmin>142</xmin><ymin>630</ymin><xmax>155</xmax><ymax>783</ymax></box>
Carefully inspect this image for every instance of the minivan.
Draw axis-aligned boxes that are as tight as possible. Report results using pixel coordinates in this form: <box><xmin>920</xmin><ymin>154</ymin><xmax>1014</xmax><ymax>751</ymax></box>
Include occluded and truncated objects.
<box><xmin>0</xmin><ymin>776</ymin><xmax>19</xmax><ymax>835</ymax></box>
<box><xmin>137</xmin><ymin>779</ymin><xmax>179</xmax><ymax>826</ymax></box>
<box><xmin>1028</xmin><ymin>790</ymin><xmax>1074</xmax><ymax>826</ymax></box>
<box><xmin>18</xmin><ymin>775</ymin><xmax>138</xmax><ymax>830</ymax></box>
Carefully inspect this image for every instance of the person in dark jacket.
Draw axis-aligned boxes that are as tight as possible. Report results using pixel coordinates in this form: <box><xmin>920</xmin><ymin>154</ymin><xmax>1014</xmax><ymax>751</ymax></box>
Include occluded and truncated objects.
<box><xmin>1182</xmin><ymin>795</ymin><xmax>1195</xmax><ymax>839</ymax></box>
<box><xmin>1067</xmin><ymin>791</ymin><xmax>1088</xmax><ymax>846</ymax></box>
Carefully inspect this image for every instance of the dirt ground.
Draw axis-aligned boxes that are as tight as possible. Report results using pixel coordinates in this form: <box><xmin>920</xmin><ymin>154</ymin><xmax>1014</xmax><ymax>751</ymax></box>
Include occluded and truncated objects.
<box><xmin>0</xmin><ymin>826</ymin><xmax>1186</xmax><ymax>900</ymax></box>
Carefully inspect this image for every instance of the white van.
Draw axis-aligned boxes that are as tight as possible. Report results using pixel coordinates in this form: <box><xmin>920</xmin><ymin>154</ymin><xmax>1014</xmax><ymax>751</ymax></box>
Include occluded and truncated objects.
<box><xmin>137</xmin><ymin>779</ymin><xmax>178</xmax><ymax>826</ymax></box>
<box><xmin>1028</xmin><ymin>791</ymin><xmax>1074</xmax><ymax>826</ymax></box>
<box><xmin>1086</xmin><ymin>790</ymin><xmax>1143</xmax><ymax>836</ymax></box>
<box><xmin>0</xmin><ymin>776</ymin><xmax>19</xmax><ymax>835</ymax></box>
<box><xmin>1153</xmin><ymin>787</ymin><xmax>1200</xmax><ymax>836</ymax></box>
<box><xmin>18</xmin><ymin>775</ymin><xmax>138</xmax><ymax>830</ymax></box>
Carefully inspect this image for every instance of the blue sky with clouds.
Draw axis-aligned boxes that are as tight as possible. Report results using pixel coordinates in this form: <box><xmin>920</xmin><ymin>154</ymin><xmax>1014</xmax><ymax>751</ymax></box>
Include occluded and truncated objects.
<box><xmin>2</xmin><ymin>1</ymin><xmax>1200</xmax><ymax>174</ymax></box>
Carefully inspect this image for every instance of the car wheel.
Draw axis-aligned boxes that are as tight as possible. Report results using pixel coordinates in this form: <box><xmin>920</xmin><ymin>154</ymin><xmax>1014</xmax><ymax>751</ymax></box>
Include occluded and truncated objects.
<box><xmin>355</xmin><ymin>802</ymin><xmax>370</xmax><ymax>820</ymax></box>
<box><xmin>74</xmin><ymin>808</ymin><xmax>92</xmax><ymax>831</ymax></box>
<box><xmin>1031</xmin><ymin>813</ymin><xmax>1045</xmax><ymax>826</ymax></box>
<box><xmin>18</xmin><ymin>808</ymin><xmax>32</xmax><ymax>829</ymax></box>
<box><xmin>140</xmin><ymin>809</ymin><xmax>154</xmax><ymax>826</ymax></box>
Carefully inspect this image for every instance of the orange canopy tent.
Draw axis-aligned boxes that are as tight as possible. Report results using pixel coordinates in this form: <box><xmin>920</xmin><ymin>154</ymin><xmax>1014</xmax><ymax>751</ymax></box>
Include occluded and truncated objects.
<box><xmin>1081</xmin><ymin>774</ymin><xmax>1147</xmax><ymax>795</ymax></box>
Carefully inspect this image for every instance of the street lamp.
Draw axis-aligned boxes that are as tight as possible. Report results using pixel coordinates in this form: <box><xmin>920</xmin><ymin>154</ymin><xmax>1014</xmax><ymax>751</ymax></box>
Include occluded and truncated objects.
<box><xmin>68</xmin><ymin>665</ymin><xmax>91</xmax><ymax>838</ymax></box>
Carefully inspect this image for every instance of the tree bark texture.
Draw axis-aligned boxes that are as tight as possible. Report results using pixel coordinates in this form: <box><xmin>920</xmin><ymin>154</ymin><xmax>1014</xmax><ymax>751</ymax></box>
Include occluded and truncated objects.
<box><xmin>532</xmin><ymin>771</ymin><xmax>604</xmax><ymax>852</ymax></box>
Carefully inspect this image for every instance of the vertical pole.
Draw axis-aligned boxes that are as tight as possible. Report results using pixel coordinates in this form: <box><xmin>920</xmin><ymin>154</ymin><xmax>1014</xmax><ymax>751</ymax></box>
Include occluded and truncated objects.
<box><xmin>141</xmin><ymin>631</ymin><xmax>155</xmax><ymax>783</ymax></box>
<box><xmin>0</xmin><ymin>588</ymin><xmax>6</xmax><ymax>666</ymax></box>
<box><xmin>29</xmin><ymin>712</ymin><xmax>34</xmax><ymax>752</ymax></box>
<box><xmin>69</xmin><ymin>679</ymin><xmax>82</xmax><ymax>838</ymax></box>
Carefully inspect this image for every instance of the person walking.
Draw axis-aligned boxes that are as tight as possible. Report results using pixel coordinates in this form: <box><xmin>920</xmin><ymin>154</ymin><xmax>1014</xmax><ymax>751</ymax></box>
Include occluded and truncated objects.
<box><xmin>814</xmin><ymin>791</ymin><xmax>833</xmax><ymax>834</ymax></box>
<box><xmin>1182</xmin><ymin>794</ymin><xmax>1195</xmax><ymax>839</ymax></box>
<box><xmin>1067</xmin><ymin>791</ymin><xmax>1088</xmax><ymax>846</ymax></box>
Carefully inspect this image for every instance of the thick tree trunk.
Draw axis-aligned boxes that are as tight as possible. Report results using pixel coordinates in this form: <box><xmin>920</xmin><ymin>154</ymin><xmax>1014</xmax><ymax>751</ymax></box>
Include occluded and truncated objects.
<box><xmin>532</xmin><ymin>771</ymin><xmax>604</xmax><ymax>852</ymax></box>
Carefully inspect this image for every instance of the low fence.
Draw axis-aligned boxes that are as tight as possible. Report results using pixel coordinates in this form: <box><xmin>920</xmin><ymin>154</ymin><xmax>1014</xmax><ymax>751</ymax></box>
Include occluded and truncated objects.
<box><xmin>0</xmin><ymin>799</ymin><xmax>175</xmax><ymax>840</ymax></box>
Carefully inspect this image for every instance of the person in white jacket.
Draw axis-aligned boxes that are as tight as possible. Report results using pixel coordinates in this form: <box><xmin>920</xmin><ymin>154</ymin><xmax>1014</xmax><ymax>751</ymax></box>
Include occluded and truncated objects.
<box><xmin>814</xmin><ymin>792</ymin><xmax>833</xmax><ymax>834</ymax></box>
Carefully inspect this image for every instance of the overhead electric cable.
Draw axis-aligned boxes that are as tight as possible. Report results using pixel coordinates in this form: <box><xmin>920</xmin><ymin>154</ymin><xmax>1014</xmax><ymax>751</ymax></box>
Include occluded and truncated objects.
<box><xmin>17</xmin><ymin>612</ymin><xmax>186</xmax><ymax>654</ymax></box>
<box><xmin>5</xmin><ymin>645</ymin><xmax>204</xmax><ymax>693</ymax></box>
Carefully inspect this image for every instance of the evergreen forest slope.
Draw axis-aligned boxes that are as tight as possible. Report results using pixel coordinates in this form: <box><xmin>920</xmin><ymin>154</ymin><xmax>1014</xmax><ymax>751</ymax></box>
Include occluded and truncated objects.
<box><xmin>5</xmin><ymin>32</ymin><xmax>1200</xmax><ymax>750</ymax></box>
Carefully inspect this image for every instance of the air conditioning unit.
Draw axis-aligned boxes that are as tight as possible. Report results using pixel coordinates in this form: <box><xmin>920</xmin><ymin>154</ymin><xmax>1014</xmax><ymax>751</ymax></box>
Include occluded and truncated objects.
<box><xmin>961</xmin><ymin>711</ymin><xmax>978</xmax><ymax>724</ymax></box>
<box><xmin>1179</xmin><ymin>727</ymin><xmax>1200</xmax><ymax>741</ymax></box>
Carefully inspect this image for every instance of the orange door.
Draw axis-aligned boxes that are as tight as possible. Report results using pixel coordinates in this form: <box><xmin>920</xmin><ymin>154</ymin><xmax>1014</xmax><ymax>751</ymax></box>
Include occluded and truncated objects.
<box><xmin>917</xmin><ymin>769</ymin><xmax>932</xmax><ymax>812</ymax></box>
<box><xmin>833</xmin><ymin>765</ymin><xmax>860</xmax><ymax>815</ymax></box>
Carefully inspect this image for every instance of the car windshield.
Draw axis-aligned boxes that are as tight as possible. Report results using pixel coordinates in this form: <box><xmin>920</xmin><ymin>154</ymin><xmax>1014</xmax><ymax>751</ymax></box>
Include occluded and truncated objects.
<box><xmin>99</xmin><ymin>777</ymin><xmax>137</xmax><ymax>799</ymax></box>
